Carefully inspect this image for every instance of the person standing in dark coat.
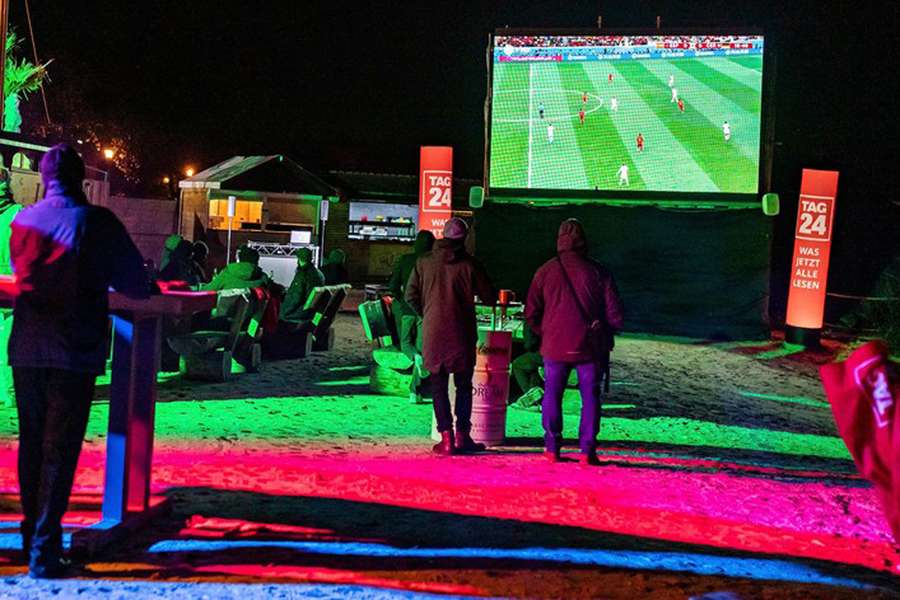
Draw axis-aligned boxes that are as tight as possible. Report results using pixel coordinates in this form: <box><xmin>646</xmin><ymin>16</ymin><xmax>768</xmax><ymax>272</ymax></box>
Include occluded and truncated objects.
<box><xmin>9</xmin><ymin>144</ymin><xmax>151</xmax><ymax>577</ymax></box>
<box><xmin>525</xmin><ymin>219</ymin><xmax>624</xmax><ymax>465</ymax></box>
<box><xmin>406</xmin><ymin>218</ymin><xmax>496</xmax><ymax>455</ymax></box>
<box><xmin>389</xmin><ymin>230</ymin><xmax>435</xmax><ymax>402</ymax></box>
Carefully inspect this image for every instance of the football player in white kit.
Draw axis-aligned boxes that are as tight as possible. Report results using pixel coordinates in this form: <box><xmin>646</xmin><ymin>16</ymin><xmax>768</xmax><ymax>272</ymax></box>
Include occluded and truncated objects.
<box><xmin>547</xmin><ymin>122</ymin><xmax>554</xmax><ymax>144</ymax></box>
<box><xmin>668</xmin><ymin>74</ymin><xmax>675</xmax><ymax>87</ymax></box>
<box><xmin>723</xmin><ymin>120</ymin><xmax>731</xmax><ymax>141</ymax></box>
<box><xmin>617</xmin><ymin>163</ymin><xmax>629</xmax><ymax>186</ymax></box>
<box><xmin>610</xmin><ymin>97</ymin><xmax>618</xmax><ymax>112</ymax></box>
<box><xmin>670</xmin><ymin>87</ymin><xmax>678</xmax><ymax>103</ymax></box>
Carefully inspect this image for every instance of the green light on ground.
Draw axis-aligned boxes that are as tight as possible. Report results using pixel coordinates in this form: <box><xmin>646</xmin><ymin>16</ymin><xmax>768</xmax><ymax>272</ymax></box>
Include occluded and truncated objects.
<box><xmin>738</xmin><ymin>391</ymin><xmax>830</xmax><ymax>409</ymax></box>
<box><xmin>96</xmin><ymin>370</ymin><xmax>183</xmax><ymax>387</ymax></box>
<box><xmin>316</xmin><ymin>376</ymin><xmax>371</xmax><ymax>387</ymax></box>
<box><xmin>328</xmin><ymin>365</ymin><xmax>370</xmax><ymax>373</ymax></box>
<box><xmin>754</xmin><ymin>343</ymin><xmax>806</xmax><ymax>360</ymax></box>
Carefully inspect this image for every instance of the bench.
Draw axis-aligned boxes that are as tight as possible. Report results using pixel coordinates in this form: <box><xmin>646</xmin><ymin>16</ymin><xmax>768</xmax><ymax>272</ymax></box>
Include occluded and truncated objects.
<box><xmin>262</xmin><ymin>284</ymin><xmax>351</xmax><ymax>360</ymax></box>
<box><xmin>359</xmin><ymin>298</ymin><xmax>422</xmax><ymax>396</ymax></box>
<box><xmin>167</xmin><ymin>289</ymin><xmax>256</xmax><ymax>381</ymax></box>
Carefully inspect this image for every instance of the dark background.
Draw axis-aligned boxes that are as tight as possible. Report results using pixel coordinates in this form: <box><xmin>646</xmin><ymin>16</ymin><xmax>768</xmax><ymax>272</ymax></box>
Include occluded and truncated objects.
<box><xmin>9</xmin><ymin>1</ymin><xmax>900</xmax><ymax>317</ymax></box>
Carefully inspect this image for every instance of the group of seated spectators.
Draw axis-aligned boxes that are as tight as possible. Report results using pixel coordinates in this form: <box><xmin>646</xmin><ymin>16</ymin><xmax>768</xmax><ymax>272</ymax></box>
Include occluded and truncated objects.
<box><xmin>153</xmin><ymin>235</ymin><xmax>351</xmax><ymax>357</ymax></box>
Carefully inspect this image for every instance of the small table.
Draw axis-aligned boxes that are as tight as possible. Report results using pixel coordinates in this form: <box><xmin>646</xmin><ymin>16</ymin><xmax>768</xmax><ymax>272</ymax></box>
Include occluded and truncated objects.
<box><xmin>0</xmin><ymin>277</ymin><xmax>216</xmax><ymax>553</ymax></box>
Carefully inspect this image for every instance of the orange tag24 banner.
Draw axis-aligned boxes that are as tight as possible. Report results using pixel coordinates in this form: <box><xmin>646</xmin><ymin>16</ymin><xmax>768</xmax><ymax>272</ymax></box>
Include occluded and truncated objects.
<box><xmin>418</xmin><ymin>146</ymin><xmax>453</xmax><ymax>239</ymax></box>
<box><xmin>785</xmin><ymin>169</ymin><xmax>839</xmax><ymax>330</ymax></box>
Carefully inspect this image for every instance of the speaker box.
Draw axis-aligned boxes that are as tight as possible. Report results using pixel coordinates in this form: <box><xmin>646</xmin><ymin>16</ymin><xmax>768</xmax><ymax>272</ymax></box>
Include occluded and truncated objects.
<box><xmin>469</xmin><ymin>186</ymin><xmax>484</xmax><ymax>208</ymax></box>
<box><xmin>762</xmin><ymin>192</ymin><xmax>780</xmax><ymax>216</ymax></box>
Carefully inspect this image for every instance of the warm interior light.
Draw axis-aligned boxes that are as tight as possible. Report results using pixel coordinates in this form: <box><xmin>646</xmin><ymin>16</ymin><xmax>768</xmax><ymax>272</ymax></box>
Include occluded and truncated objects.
<box><xmin>185</xmin><ymin>167</ymin><xmax>195</xmax><ymax>177</ymax></box>
<box><xmin>162</xmin><ymin>176</ymin><xmax>171</xmax><ymax>184</ymax></box>
<box><xmin>103</xmin><ymin>148</ymin><xmax>115</xmax><ymax>160</ymax></box>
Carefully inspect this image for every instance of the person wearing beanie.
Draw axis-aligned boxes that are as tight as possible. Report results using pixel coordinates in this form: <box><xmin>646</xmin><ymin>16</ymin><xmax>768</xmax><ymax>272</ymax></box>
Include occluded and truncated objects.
<box><xmin>389</xmin><ymin>230</ymin><xmax>435</xmax><ymax>403</ymax></box>
<box><xmin>201</xmin><ymin>244</ymin><xmax>272</xmax><ymax>292</ymax></box>
<box><xmin>158</xmin><ymin>235</ymin><xmax>198</xmax><ymax>284</ymax></box>
<box><xmin>321</xmin><ymin>248</ymin><xmax>350</xmax><ymax>286</ymax></box>
<box><xmin>0</xmin><ymin>167</ymin><xmax>21</xmax><ymax>407</ymax></box>
<box><xmin>9</xmin><ymin>143</ymin><xmax>151</xmax><ymax>578</ymax></box>
<box><xmin>279</xmin><ymin>246</ymin><xmax>325</xmax><ymax>325</ymax></box>
<box><xmin>525</xmin><ymin>218</ymin><xmax>624</xmax><ymax>465</ymax></box>
<box><xmin>406</xmin><ymin>217</ymin><xmax>497</xmax><ymax>455</ymax></box>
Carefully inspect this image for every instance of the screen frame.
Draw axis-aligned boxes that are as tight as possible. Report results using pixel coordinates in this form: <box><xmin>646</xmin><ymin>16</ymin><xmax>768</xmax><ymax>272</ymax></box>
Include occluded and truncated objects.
<box><xmin>347</xmin><ymin>199</ymin><xmax>419</xmax><ymax>243</ymax></box>
<box><xmin>484</xmin><ymin>27</ymin><xmax>774</xmax><ymax>205</ymax></box>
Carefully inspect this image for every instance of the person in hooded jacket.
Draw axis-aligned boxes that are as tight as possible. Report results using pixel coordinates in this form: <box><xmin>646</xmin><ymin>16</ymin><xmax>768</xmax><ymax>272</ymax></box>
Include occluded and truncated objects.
<box><xmin>321</xmin><ymin>248</ymin><xmax>350</xmax><ymax>286</ymax></box>
<box><xmin>0</xmin><ymin>167</ymin><xmax>21</xmax><ymax>406</ymax></box>
<box><xmin>389</xmin><ymin>230</ymin><xmax>435</xmax><ymax>402</ymax></box>
<box><xmin>525</xmin><ymin>218</ymin><xmax>624</xmax><ymax>465</ymax></box>
<box><xmin>279</xmin><ymin>247</ymin><xmax>325</xmax><ymax>326</ymax></box>
<box><xmin>9</xmin><ymin>144</ymin><xmax>151</xmax><ymax>578</ymax></box>
<box><xmin>406</xmin><ymin>218</ymin><xmax>497</xmax><ymax>455</ymax></box>
<box><xmin>201</xmin><ymin>245</ymin><xmax>272</xmax><ymax>292</ymax></box>
<box><xmin>158</xmin><ymin>234</ymin><xmax>200</xmax><ymax>285</ymax></box>
<box><xmin>190</xmin><ymin>241</ymin><xmax>210</xmax><ymax>284</ymax></box>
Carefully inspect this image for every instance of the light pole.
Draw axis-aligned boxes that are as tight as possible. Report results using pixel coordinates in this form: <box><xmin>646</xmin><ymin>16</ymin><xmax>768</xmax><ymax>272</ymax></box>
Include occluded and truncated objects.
<box><xmin>226</xmin><ymin>195</ymin><xmax>236</xmax><ymax>264</ymax></box>
<box><xmin>0</xmin><ymin>0</ymin><xmax>9</xmax><ymax>132</ymax></box>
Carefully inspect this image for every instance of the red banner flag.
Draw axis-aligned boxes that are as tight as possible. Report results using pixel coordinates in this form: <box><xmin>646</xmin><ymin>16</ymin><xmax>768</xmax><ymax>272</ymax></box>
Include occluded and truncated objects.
<box><xmin>418</xmin><ymin>147</ymin><xmax>453</xmax><ymax>239</ymax></box>
<box><xmin>785</xmin><ymin>169</ymin><xmax>839</xmax><ymax>330</ymax></box>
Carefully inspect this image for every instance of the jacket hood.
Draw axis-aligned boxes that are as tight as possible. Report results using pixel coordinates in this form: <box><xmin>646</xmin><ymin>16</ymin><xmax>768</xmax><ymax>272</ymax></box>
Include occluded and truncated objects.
<box><xmin>40</xmin><ymin>144</ymin><xmax>87</xmax><ymax>203</ymax></box>
<box><xmin>413</xmin><ymin>230</ymin><xmax>436</xmax><ymax>255</ymax></box>
<box><xmin>556</xmin><ymin>218</ymin><xmax>587</xmax><ymax>254</ymax></box>
<box><xmin>325</xmin><ymin>248</ymin><xmax>346</xmax><ymax>265</ymax></box>
<box><xmin>435</xmin><ymin>238</ymin><xmax>467</xmax><ymax>263</ymax></box>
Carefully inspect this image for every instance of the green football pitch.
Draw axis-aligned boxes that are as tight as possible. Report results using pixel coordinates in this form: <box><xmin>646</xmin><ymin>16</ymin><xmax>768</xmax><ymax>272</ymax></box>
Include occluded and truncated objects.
<box><xmin>488</xmin><ymin>55</ymin><xmax>763</xmax><ymax>193</ymax></box>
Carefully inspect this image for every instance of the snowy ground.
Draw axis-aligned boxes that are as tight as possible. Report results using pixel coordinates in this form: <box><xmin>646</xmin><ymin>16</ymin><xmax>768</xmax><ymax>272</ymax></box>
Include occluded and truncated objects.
<box><xmin>0</xmin><ymin>314</ymin><xmax>897</xmax><ymax>599</ymax></box>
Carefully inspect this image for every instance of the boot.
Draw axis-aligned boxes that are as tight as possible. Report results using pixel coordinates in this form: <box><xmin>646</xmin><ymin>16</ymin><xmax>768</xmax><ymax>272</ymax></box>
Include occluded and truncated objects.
<box><xmin>455</xmin><ymin>430</ymin><xmax>486</xmax><ymax>454</ymax></box>
<box><xmin>432</xmin><ymin>430</ymin><xmax>455</xmax><ymax>455</ymax></box>
<box><xmin>543</xmin><ymin>450</ymin><xmax>561</xmax><ymax>463</ymax></box>
<box><xmin>580</xmin><ymin>451</ymin><xmax>601</xmax><ymax>466</ymax></box>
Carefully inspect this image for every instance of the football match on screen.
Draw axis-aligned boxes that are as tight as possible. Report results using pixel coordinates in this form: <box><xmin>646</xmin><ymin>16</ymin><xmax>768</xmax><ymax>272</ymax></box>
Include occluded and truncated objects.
<box><xmin>489</xmin><ymin>34</ymin><xmax>764</xmax><ymax>194</ymax></box>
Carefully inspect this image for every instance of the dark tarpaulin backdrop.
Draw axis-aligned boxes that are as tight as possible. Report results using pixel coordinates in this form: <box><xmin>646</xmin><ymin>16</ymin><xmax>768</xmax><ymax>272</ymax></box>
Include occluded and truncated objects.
<box><xmin>475</xmin><ymin>203</ymin><xmax>773</xmax><ymax>340</ymax></box>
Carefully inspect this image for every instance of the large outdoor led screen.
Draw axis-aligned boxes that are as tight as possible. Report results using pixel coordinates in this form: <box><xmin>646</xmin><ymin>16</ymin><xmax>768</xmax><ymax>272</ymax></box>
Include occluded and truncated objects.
<box><xmin>488</xmin><ymin>34</ymin><xmax>765</xmax><ymax>195</ymax></box>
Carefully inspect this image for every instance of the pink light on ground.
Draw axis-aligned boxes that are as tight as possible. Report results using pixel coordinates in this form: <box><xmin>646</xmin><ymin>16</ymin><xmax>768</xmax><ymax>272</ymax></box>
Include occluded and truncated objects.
<box><xmin>0</xmin><ymin>441</ymin><xmax>895</xmax><ymax>574</ymax></box>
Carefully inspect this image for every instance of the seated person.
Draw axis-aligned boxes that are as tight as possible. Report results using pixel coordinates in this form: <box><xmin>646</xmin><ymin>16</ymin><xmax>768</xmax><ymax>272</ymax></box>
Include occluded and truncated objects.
<box><xmin>510</xmin><ymin>322</ymin><xmax>544</xmax><ymax>409</ymax></box>
<box><xmin>190</xmin><ymin>241</ymin><xmax>210</xmax><ymax>284</ymax></box>
<box><xmin>321</xmin><ymin>248</ymin><xmax>350</xmax><ymax>285</ymax></box>
<box><xmin>202</xmin><ymin>245</ymin><xmax>272</xmax><ymax>292</ymax></box>
<box><xmin>388</xmin><ymin>230</ymin><xmax>435</xmax><ymax>403</ymax></box>
<box><xmin>278</xmin><ymin>247</ymin><xmax>325</xmax><ymax>331</ymax></box>
<box><xmin>159</xmin><ymin>234</ymin><xmax>202</xmax><ymax>286</ymax></box>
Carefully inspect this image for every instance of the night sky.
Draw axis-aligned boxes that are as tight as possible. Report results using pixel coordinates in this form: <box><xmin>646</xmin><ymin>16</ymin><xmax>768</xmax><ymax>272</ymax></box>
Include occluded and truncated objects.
<box><xmin>3</xmin><ymin>0</ymin><xmax>900</xmax><ymax>304</ymax></box>
<box><xmin>8</xmin><ymin>1</ymin><xmax>899</xmax><ymax>295</ymax></box>
<box><xmin>10</xmin><ymin>2</ymin><xmax>894</xmax><ymax>181</ymax></box>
